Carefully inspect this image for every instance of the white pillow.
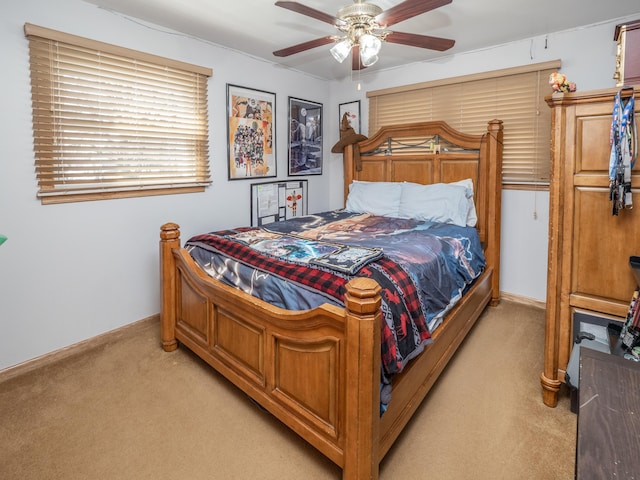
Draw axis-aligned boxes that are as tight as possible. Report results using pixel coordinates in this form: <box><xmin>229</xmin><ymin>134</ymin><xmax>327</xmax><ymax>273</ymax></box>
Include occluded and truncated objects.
<box><xmin>398</xmin><ymin>182</ymin><xmax>470</xmax><ymax>226</ymax></box>
<box><xmin>345</xmin><ymin>181</ymin><xmax>402</xmax><ymax>217</ymax></box>
<box><xmin>448</xmin><ymin>178</ymin><xmax>478</xmax><ymax>227</ymax></box>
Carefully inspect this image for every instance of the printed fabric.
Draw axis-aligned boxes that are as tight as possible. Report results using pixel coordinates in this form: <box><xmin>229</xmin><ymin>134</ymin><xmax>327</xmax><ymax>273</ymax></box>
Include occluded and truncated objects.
<box><xmin>185</xmin><ymin>210</ymin><xmax>486</xmax><ymax>396</ymax></box>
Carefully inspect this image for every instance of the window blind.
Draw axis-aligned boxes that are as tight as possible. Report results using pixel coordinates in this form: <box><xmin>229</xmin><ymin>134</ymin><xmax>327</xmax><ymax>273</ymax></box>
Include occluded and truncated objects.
<box><xmin>25</xmin><ymin>23</ymin><xmax>213</xmax><ymax>204</ymax></box>
<box><xmin>368</xmin><ymin>61</ymin><xmax>560</xmax><ymax>186</ymax></box>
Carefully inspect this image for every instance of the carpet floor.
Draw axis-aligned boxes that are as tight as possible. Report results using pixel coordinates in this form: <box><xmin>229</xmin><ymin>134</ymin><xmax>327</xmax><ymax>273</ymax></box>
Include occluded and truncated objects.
<box><xmin>0</xmin><ymin>300</ymin><xmax>576</xmax><ymax>479</ymax></box>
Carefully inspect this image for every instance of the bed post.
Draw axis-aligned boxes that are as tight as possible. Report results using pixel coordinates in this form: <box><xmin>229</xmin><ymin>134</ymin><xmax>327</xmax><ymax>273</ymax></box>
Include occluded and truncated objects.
<box><xmin>342</xmin><ymin>278</ymin><xmax>381</xmax><ymax>480</ymax></box>
<box><xmin>160</xmin><ymin>223</ymin><xmax>180</xmax><ymax>352</ymax></box>
<box><xmin>343</xmin><ymin>144</ymin><xmax>355</xmax><ymax>205</ymax></box>
<box><xmin>486</xmin><ymin>119</ymin><xmax>504</xmax><ymax>306</ymax></box>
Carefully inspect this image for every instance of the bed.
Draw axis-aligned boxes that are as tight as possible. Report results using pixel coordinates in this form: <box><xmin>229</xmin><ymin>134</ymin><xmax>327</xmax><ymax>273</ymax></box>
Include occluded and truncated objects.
<box><xmin>159</xmin><ymin>119</ymin><xmax>503</xmax><ymax>480</ymax></box>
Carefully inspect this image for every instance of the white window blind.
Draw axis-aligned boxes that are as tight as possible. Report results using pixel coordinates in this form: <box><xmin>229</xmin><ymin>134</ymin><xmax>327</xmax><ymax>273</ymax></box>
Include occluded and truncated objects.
<box><xmin>25</xmin><ymin>23</ymin><xmax>213</xmax><ymax>204</ymax></box>
<box><xmin>368</xmin><ymin>61</ymin><xmax>560</xmax><ymax>186</ymax></box>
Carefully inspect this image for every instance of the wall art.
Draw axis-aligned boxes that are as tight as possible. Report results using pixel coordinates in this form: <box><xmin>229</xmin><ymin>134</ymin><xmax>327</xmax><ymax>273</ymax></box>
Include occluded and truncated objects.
<box><xmin>288</xmin><ymin>97</ymin><xmax>323</xmax><ymax>176</ymax></box>
<box><xmin>250</xmin><ymin>180</ymin><xmax>308</xmax><ymax>226</ymax></box>
<box><xmin>338</xmin><ymin>100</ymin><xmax>361</xmax><ymax>135</ymax></box>
<box><xmin>227</xmin><ymin>84</ymin><xmax>276</xmax><ymax>180</ymax></box>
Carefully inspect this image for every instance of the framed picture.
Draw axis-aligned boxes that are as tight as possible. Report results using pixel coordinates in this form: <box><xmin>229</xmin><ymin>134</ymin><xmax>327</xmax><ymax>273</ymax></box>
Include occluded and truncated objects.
<box><xmin>227</xmin><ymin>84</ymin><xmax>276</xmax><ymax>180</ymax></box>
<box><xmin>288</xmin><ymin>97</ymin><xmax>323</xmax><ymax>176</ymax></box>
<box><xmin>251</xmin><ymin>180</ymin><xmax>308</xmax><ymax>226</ymax></box>
<box><xmin>338</xmin><ymin>100</ymin><xmax>361</xmax><ymax>135</ymax></box>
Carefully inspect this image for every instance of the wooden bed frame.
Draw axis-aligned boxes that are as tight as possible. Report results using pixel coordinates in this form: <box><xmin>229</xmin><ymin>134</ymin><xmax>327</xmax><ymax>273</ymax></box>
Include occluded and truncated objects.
<box><xmin>159</xmin><ymin>119</ymin><xmax>503</xmax><ymax>480</ymax></box>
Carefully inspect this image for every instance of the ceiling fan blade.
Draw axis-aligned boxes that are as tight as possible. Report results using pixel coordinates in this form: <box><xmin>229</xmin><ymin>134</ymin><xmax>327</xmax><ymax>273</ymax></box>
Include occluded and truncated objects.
<box><xmin>273</xmin><ymin>36</ymin><xmax>336</xmax><ymax>57</ymax></box>
<box><xmin>275</xmin><ymin>1</ymin><xmax>345</xmax><ymax>26</ymax></box>
<box><xmin>351</xmin><ymin>45</ymin><xmax>367</xmax><ymax>71</ymax></box>
<box><xmin>385</xmin><ymin>31</ymin><xmax>455</xmax><ymax>51</ymax></box>
<box><xmin>376</xmin><ymin>0</ymin><xmax>452</xmax><ymax>27</ymax></box>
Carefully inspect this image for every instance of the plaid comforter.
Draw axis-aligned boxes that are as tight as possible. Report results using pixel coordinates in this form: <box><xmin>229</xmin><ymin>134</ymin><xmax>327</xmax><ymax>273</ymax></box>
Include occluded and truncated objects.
<box><xmin>186</xmin><ymin>210</ymin><xmax>485</xmax><ymax>390</ymax></box>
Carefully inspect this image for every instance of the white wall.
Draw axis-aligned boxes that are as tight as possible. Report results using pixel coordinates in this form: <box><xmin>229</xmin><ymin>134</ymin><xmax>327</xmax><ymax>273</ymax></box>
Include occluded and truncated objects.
<box><xmin>0</xmin><ymin>0</ymin><xmax>333</xmax><ymax>371</ymax></box>
<box><xmin>1</xmin><ymin>0</ymin><xmax>639</xmax><ymax>371</ymax></box>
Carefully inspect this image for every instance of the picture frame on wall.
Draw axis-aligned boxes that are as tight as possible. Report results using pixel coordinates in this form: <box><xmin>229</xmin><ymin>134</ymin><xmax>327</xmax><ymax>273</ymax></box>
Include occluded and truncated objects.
<box><xmin>250</xmin><ymin>179</ymin><xmax>308</xmax><ymax>227</ymax></box>
<box><xmin>227</xmin><ymin>84</ymin><xmax>276</xmax><ymax>180</ymax></box>
<box><xmin>288</xmin><ymin>97</ymin><xmax>323</xmax><ymax>176</ymax></box>
<box><xmin>338</xmin><ymin>100</ymin><xmax>361</xmax><ymax>135</ymax></box>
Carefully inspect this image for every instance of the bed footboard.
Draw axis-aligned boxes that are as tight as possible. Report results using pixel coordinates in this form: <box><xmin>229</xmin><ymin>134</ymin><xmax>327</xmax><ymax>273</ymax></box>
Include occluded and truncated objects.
<box><xmin>160</xmin><ymin>222</ymin><xmax>383</xmax><ymax>480</ymax></box>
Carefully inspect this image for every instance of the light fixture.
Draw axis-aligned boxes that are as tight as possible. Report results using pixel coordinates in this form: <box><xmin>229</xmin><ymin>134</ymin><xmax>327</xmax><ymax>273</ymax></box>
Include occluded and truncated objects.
<box><xmin>273</xmin><ymin>1</ymin><xmax>457</xmax><ymax>72</ymax></box>
<box><xmin>328</xmin><ymin>1</ymin><xmax>389</xmax><ymax>67</ymax></box>
<box><xmin>359</xmin><ymin>33</ymin><xmax>381</xmax><ymax>66</ymax></box>
<box><xmin>330</xmin><ymin>39</ymin><xmax>352</xmax><ymax>63</ymax></box>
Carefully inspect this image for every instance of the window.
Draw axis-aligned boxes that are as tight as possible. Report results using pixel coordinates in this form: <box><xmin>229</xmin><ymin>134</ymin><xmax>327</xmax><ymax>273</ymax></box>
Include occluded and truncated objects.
<box><xmin>367</xmin><ymin>61</ymin><xmax>561</xmax><ymax>187</ymax></box>
<box><xmin>25</xmin><ymin>23</ymin><xmax>212</xmax><ymax>204</ymax></box>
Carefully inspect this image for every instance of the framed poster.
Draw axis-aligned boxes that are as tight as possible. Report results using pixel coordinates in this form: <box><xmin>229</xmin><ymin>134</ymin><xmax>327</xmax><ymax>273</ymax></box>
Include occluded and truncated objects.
<box><xmin>251</xmin><ymin>180</ymin><xmax>308</xmax><ymax>226</ymax></box>
<box><xmin>338</xmin><ymin>100</ymin><xmax>361</xmax><ymax>135</ymax></box>
<box><xmin>227</xmin><ymin>84</ymin><xmax>276</xmax><ymax>180</ymax></box>
<box><xmin>288</xmin><ymin>97</ymin><xmax>323</xmax><ymax>176</ymax></box>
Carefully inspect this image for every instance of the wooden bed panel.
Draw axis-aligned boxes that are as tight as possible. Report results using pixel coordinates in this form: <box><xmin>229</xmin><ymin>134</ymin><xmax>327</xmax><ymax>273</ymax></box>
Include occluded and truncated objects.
<box><xmin>351</xmin><ymin>154</ymin><xmax>480</xmax><ymax>186</ymax></box>
<box><xmin>214</xmin><ymin>307</ymin><xmax>265</xmax><ymax>382</ymax></box>
<box><xmin>358</xmin><ymin>159</ymin><xmax>387</xmax><ymax>181</ymax></box>
<box><xmin>160</xmin><ymin>119</ymin><xmax>503</xmax><ymax>480</ymax></box>
<box><xmin>390</xmin><ymin>158</ymin><xmax>433</xmax><ymax>182</ymax></box>
<box><xmin>440</xmin><ymin>158</ymin><xmax>480</xmax><ymax>183</ymax></box>
<box><xmin>176</xmin><ymin>271</ymin><xmax>210</xmax><ymax>346</ymax></box>
<box><xmin>273</xmin><ymin>335</ymin><xmax>341</xmax><ymax>437</ymax></box>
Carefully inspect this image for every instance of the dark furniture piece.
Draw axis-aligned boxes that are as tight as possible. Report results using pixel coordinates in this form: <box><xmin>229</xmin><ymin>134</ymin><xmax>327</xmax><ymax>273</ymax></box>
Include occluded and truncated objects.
<box><xmin>576</xmin><ymin>347</ymin><xmax>640</xmax><ymax>479</ymax></box>
<box><xmin>614</xmin><ymin>19</ymin><xmax>640</xmax><ymax>86</ymax></box>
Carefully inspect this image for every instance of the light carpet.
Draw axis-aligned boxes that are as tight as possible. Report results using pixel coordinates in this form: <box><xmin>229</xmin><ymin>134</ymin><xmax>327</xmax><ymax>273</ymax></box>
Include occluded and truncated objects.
<box><xmin>0</xmin><ymin>300</ymin><xmax>576</xmax><ymax>479</ymax></box>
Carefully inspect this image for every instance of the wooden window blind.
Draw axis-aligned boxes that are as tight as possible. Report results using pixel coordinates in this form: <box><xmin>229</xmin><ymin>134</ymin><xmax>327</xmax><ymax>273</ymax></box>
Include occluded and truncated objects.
<box><xmin>368</xmin><ymin>60</ymin><xmax>561</xmax><ymax>186</ymax></box>
<box><xmin>25</xmin><ymin>23</ymin><xmax>213</xmax><ymax>204</ymax></box>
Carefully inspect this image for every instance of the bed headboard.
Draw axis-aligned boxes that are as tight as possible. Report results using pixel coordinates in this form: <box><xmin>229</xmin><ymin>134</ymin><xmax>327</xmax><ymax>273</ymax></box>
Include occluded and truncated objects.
<box><xmin>341</xmin><ymin>119</ymin><xmax>504</xmax><ymax>300</ymax></box>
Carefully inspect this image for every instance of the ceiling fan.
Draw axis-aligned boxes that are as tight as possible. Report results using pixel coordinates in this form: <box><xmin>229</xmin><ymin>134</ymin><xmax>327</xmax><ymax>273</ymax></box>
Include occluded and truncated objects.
<box><xmin>273</xmin><ymin>0</ymin><xmax>455</xmax><ymax>70</ymax></box>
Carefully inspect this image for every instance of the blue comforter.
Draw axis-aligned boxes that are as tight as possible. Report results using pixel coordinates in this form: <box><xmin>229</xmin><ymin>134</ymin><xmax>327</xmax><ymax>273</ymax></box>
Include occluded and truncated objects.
<box><xmin>186</xmin><ymin>210</ymin><xmax>485</xmax><ymax>405</ymax></box>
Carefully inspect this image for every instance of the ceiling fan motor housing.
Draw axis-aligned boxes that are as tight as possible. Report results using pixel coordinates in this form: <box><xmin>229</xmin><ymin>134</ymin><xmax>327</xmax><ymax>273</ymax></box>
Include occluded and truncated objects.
<box><xmin>336</xmin><ymin>2</ymin><xmax>383</xmax><ymax>21</ymax></box>
<box><xmin>336</xmin><ymin>1</ymin><xmax>388</xmax><ymax>43</ymax></box>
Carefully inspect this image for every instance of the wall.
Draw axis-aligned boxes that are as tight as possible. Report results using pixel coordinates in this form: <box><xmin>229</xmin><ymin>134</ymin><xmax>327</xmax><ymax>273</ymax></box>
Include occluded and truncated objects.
<box><xmin>328</xmin><ymin>13</ymin><xmax>640</xmax><ymax>305</ymax></box>
<box><xmin>1</xmin><ymin>0</ymin><xmax>639</xmax><ymax>371</ymax></box>
<box><xmin>0</xmin><ymin>0</ymin><xmax>332</xmax><ymax>371</ymax></box>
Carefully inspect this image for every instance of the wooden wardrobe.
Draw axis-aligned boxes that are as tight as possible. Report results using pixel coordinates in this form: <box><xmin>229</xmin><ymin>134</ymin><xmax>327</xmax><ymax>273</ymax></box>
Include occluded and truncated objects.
<box><xmin>542</xmin><ymin>85</ymin><xmax>640</xmax><ymax>408</ymax></box>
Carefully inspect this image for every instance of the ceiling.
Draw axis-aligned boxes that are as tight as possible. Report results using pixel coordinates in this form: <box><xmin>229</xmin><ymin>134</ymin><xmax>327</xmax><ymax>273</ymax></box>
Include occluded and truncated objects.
<box><xmin>82</xmin><ymin>0</ymin><xmax>640</xmax><ymax>80</ymax></box>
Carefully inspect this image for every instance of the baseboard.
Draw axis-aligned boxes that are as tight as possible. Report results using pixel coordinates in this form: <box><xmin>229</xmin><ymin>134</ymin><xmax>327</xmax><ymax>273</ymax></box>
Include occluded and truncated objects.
<box><xmin>0</xmin><ymin>314</ymin><xmax>159</xmax><ymax>384</ymax></box>
<box><xmin>1</xmin><ymin>293</ymin><xmax>544</xmax><ymax>382</ymax></box>
<box><xmin>500</xmin><ymin>291</ymin><xmax>546</xmax><ymax>310</ymax></box>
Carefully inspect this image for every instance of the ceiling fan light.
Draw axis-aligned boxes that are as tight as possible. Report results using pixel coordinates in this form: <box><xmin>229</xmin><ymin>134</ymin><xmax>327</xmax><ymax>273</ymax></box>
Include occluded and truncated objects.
<box><xmin>359</xmin><ymin>34</ymin><xmax>381</xmax><ymax>67</ymax></box>
<box><xmin>359</xmin><ymin>34</ymin><xmax>382</xmax><ymax>56</ymax></box>
<box><xmin>330</xmin><ymin>40</ymin><xmax>351</xmax><ymax>63</ymax></box>
<box><xmin>361</xmin><ymin>52</ymin><xmax>379</xmax><ymax>67</ymax></box>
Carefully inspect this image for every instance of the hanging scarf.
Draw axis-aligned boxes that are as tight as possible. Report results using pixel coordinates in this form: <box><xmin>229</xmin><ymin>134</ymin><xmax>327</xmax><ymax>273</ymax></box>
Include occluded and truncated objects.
<box><xmin>609</xmin><ymin>87</ymin><xmax>637</xmax><ymax>215</ymax></box>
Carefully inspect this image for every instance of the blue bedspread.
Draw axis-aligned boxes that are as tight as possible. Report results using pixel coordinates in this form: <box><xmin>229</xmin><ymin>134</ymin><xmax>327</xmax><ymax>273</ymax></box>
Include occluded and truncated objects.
<box><xmin>186</xmin><ymin>210</ymin><xmax>485</xmax><ymax>404</ymax></box>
